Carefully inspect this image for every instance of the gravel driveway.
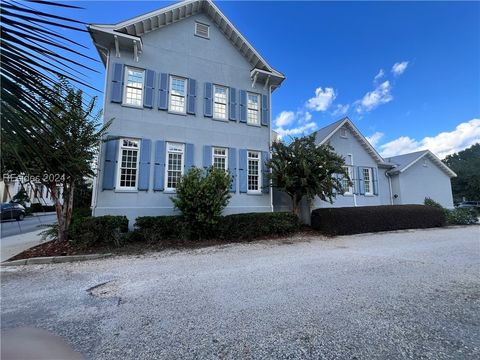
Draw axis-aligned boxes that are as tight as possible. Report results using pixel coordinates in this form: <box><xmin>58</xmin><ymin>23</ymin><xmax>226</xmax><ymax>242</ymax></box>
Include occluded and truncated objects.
<box><xmin>1</xmin><ymin>226</ymin><xmax>479</xmax><ymax>359</ymax></box>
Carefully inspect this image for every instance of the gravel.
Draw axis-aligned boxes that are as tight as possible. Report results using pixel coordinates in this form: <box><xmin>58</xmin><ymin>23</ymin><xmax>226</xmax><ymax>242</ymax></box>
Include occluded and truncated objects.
<box><xmin>1</xmin><ymin>226</ymin><xmax>479</xmax><ymax>359</ymax></box>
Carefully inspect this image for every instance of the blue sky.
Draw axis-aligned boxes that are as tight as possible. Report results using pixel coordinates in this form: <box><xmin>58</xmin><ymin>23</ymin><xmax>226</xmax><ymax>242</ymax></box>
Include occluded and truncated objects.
<box><xmin>50</xmin><ymin>1</ymin><xmax>479</xmax><ymax>158</ymax></box>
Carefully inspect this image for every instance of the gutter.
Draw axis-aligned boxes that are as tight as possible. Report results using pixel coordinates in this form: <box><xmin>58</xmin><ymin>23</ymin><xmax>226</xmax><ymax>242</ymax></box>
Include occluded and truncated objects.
<box><xmin>385</xmin><ymin>171</ymin><xmax>394</xmax><ymax>205</ymax></box>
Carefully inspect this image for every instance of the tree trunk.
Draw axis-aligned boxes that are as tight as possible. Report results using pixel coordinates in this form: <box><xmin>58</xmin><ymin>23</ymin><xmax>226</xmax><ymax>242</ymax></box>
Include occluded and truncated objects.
<box><xmin>291</xmin><ymin>194</ymin><xmax>302</xmax><ymax>217</ymax></box>
<box><xmin>50</xmin><ymin>179</ymin><xmax>75</xmax><ymax>242</ymax></box>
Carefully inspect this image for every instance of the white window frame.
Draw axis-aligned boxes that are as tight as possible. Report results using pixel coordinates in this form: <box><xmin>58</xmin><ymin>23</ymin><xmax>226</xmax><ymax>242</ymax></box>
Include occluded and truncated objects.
<box><xmin>116</xmin><ymin>138</ymin><xmax>140</xmax><ymax>191</ymax></box>
<box><xmin>246</xmin><ymin>92</ymin><xmax>260</xmax><ymax>126</ymax></box>
<box><xmin>213</xmin><ymin>85</ymin><xmax>229</xmax><ymax>121</ymax></box>
<box><xmin>342</xmin><ymin>166</ymin><xmax>354</xmax><ymax>195</ymax></box>
<box><xmin>247</xmin><ymin>150</ymin><xmax>262</xmax><ymax>194</ymax></box>
<box><xmin>195</xmin><ymin>22</ymin><xmax>210</xmax><ymax>39</ymax></box>
<box><xmin>123</xmin><ymin>67</ymin><xmax>145</xmax><ymax>107</ymax></box>
<box><xmin>212</xmin><ymin>147</ymin><xmax>228</xmax><ymax>172</ymax></box>
<box><xmin>340</xmin><ymin>127</ymin><xmax>348</xmax><ymax>138</ymax></box>
<box><xmin>165</xmin><ymin>142</ymin><xmax>185</xmax><ymax>192</ymax></box>
<box><xmin>168</xmin><ymin>76</ymin><xmax>187</xmax><ymax>114</ymax></box>
<box><xmin>363</xmin><ymin>167</ymin><xmax>373</xmax><ymax>195</ymax></box>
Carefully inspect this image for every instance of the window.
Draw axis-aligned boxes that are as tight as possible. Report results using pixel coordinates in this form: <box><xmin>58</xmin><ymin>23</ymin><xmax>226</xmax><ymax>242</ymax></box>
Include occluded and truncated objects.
<box><xmin>247</xmin><ymin>151</ymin><xmax>261</xmax><ymax>193</ymax></box>
<box><xmin>213</xmin><ymin>85</ymin><xmax>228</xmax><ymax>120</ymax></box>
<box><xmin>117</xmin><ymin>138</ymin><xmax>140</xmax><ymax>190</ymax></box>
<box><xmin>423</xmin><ymin>159</ymin><xmax>428</xmax><ymax>167</ymax></box>
<box><xmin>124</xmin><ymin>67</ymin><xmax>144</xmax><ymax>106</ymax></box>
<box><xmin>340</xmin><ymin>128</ymin><xmax>348</xmax><ymax>138</ymax></box>
<box><xmin>169</xmin><ymin>76</ymin><xmax>187</xmax><ymax>113</ymax></box>
<box><xmin>165</xmin><ymin>142</ymin><xmax>184</xmax><ymax>191</ymax></box>
<box><xmin>195</xmin><ymin>22</ymin><xmax>209</xmax><ymax>38</ymax></box>
<box><xmin>247</xmin><ymin>93</ymin><xmax>260</xmax><ymax>125</ymax></box>
<box><xmin>212</xmin><ymin>147</ymin><xmax>228</xmax><ymax>171</ymax></box>
<box><xmin>363</xmin><ymin>168</ymin><xmax>373</xmax><ymax>195</ymax></box>
<box><xmin>342</xmin><ymin>166</ymin><xmax>354</xmax><ymax>195</ymax></box>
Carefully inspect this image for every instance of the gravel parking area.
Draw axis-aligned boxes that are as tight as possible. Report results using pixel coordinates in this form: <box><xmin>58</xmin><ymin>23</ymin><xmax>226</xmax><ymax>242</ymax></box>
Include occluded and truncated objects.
<box><xmin>1</xmin><ymin>226</ymin><xmax>479</xmax><ymax>359</ymax></box>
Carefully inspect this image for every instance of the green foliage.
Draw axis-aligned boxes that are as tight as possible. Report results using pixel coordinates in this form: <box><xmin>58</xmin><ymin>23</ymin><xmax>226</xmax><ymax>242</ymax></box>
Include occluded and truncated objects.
<box><xmin>424</xmin><ymin>197</ymin><xmax>443</xmax><ymax>209</ymax></box>
<box><xmin>11</xmin><ymin>187</ymin><xmax>30</xmax><ymax>207</ymax></box>
<box><xmin>170</xmin><ymin>167</ymin><xmax>231</xmax><ymax>239</ymax></box>
<box><xmin>70</xmin><ymin>216</ymin><xmax>129</xmax><ymax>248</ymax></box>
<box><xmin>443</xmin><ymin>143</ymin><xmax>480</xmax><ymax>202</ymax></box>
<box><xmin>268</xmin><ymin>134</ymin><xmax>348</xmax><ymax>215</ymax></box>
<box><xmin>134</xmin><ymin>216</ymin><xmax>184</xmax><ymax>243</ymax></box>
<box><xmin>445</xmin><ymin>208</ymin><xmax>478</xmax><ymax>225</ymax></box>
<box><xmin>311</xmin><ymin>205</ymin><xmax>446</xmax><ymax>236</ymax></box>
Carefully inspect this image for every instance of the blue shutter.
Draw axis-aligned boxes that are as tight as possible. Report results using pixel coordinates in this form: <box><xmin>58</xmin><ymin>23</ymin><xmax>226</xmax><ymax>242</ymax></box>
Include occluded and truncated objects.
<box><xmin>153</xmin><ymin>140</ymin><xmax>166</xmax><ymax>191</ymax></box>
<box><xmin>143</xmin><ymin>70</ymin><xmax>155</xmax><ymax>108</ymax></box>
<box><xmin>239</xmin><ymin>149</ymin><xmax>247</xmax><ymax>193</ymax></box>
<box><xmin>239</xmin><ymin>90</ymin><xmax>247</xmax><ymax>123</ymax></box>
<box><xmin>158</xmin><ymin>73</ymin><xmax>168</xmax><ymax>110</ymax></box>
<box><xmin>261</xmin><ymin>151</ymin><xmax>269</xmax><ymax>193</ymax></box>
<box><xmin>203</xmin><ymin>145</ymin><xmax>212</xmax><ymax>168</ymax></box>
<box><xmin>138</xmin><ymin>139</ymin><xmax>151</xmax><ymax>191</ymax></box>
<box><xmin>372</xmin><ymin>167</ymin><xmax>379</xmax><ymax>195</ymax></box>
<box><xmin>229</xmin><ymin>87</ymin><xmax>237</xmax><ymax>121</ymax></box>
<box><xmin>187</xmin><ymin>78</ymin><xmax>196</xmax><ymax>115</ymax></box>
<box><xmin>358</xmin><ymin>167</ymin><xmax>365</xmax><ymax>195</ymax></box>
<box><xmin>110</xmin><ymin>63</ymin><xmax>123</xmax><ymax>103</ymax></box>
<box><xmin>204</xmin><ymin>82</ymin><xmax>213</xmax><ymax>117</ymax></box>
<box><xmin>185</xmin><ymin>143</ymin><xmax>194</xmax><ymax>172</ymax></box>
<box><xmin>261</xmin><ymin>94</ymin><xmax>269</xmax><ymax>127</ymax></box>
<box><xmin>228</xmin><ymin>147</ymin><xmax>237</xmax><ymax>192</ymax></box>
<box><xmin>102</xmin><ymin>138</ymin><xmax>119</xmax><ymax>190</ymax></box>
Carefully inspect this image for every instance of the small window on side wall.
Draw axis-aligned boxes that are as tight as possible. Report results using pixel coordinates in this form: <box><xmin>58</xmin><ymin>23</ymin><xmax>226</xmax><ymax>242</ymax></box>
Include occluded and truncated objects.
<box><xmin>195</xmin><ymin>22</ymin><xmax>209</xmax><ymax>39</ymax></box>
<box><xmin>340</xmin><ymin>128</ymin><xmax>348</xmax><ymax>138</ymax></box>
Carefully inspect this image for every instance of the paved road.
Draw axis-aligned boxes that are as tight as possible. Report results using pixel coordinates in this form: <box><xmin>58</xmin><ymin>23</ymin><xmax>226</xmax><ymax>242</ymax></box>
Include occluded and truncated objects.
<box><xmin>1</xmin><ymin>226</ymin><xmax>479</xmax><ymax>359</ymax></box>
<box><xmin>1</xmin><ymin>214</ymin><xmax>57</xmax><ymax>238</ymax></box>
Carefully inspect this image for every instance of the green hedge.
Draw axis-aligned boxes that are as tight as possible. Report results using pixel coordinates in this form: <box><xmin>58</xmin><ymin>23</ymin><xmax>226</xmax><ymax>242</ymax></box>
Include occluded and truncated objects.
<box><xmin>311</xmin><ymin>205</ymin><xmax>446</xmax><ymax>236</ymax></box>
<box><xmin>445</xmin><ymin>208</ymin><xmax>478</xmax><ymax>225</ymax></box>
<box><xmin>134</xmin><ymin>212</ymin><xmax>300</xmax><ymax>243</ymax></box>
<box><xmin>70</xmin><ymin>215</ymin><xmax>129</xmax><ymax>248</ymax></box>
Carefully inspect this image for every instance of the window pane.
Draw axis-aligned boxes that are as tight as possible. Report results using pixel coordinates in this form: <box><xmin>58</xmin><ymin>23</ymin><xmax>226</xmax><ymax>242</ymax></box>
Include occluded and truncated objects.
<box><xmin>119</xmin><ymin>146</ymin><xmax>138</xmax><ymax>188</ymax></box>
<box><xmin>125</xmin><ymin>69</ymin><xmax>144</xmax><ymax>106</ymax></box>
<box><xmin>247</xmin><ymin>151</ymin><xmax>260</xmax><ymax>191</ymax></box>
<box><xmin>171</xmin><ymin>78</ymin><xmax>185</xmax><ymax>96</ymax></box>
<box><xmin>363</xmin><ymin>168</ymin><xmax>371</xmax><ymax>193</ymax></box>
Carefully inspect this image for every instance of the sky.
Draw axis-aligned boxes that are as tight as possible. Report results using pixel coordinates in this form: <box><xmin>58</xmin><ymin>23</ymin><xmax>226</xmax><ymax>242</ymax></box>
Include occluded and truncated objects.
<box><xmin>46</xmin><ymin>0</ymin><xmax>479</xmax><ymax>159</ymax></box>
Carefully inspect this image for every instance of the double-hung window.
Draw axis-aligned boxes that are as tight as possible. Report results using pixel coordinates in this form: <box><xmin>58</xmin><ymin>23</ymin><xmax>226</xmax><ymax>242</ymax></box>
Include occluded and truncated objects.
<box><xmin>165</xmin><ymin>142</ymin><xmax>184</xmax><ymax>191</ymax></box>
<box><xmin>342</xmin><ymin>166</ymin><xmax>354</xmax><ymax>195</ymax></box>
<box><xmin>247</xmin><ymin>93</ymin><xmax>260</xmax><ymax>125</ymax></box>
<box><xmin>117</xmin><ymin>138</ymin><xmax>140</xmax><ymax>190</ymax></box>
<box><xmin>212</xmin><ymin>147</ymin><xmax>228</xmax><ymax>171</ymax></box>
<box><xmin>124</xmin><ymin>67</ymin><xmax>144</xmax><ymax>106</ymax></box>
<box><xmin>169</xmin><ymin>76</ymin><xmax>187</xmax><ymax>113</ymax></box>
<box><xmin>213</xmin><ymin>85</ymin><xmax>228</xmax><ymax>120</ymax></box>
<box><xmin>247</xmin><ymin>151</ymin><xmax>261</xmax><ymax>193</ymax></box>
<box><xmin>363</xmin><ymin>168</ymin><xmax>373</xmax><ymax>195</ymax></box>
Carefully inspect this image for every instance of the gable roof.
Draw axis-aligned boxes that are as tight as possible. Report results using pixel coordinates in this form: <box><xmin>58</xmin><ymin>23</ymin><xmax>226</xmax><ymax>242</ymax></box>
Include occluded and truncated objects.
<box><xmin>314</xmin><ymin>117</ymin><xmax>387</xmax><ymax>165</ymax></box>
<box><xmin>385</xmin><ymin>150</ymin><xmax>457</xmax><ymax>178</ymax></box>
<box><xmin>88</xmin><ymin>0</ymin><xmax>284</xmax><ymax>83</ymax></box>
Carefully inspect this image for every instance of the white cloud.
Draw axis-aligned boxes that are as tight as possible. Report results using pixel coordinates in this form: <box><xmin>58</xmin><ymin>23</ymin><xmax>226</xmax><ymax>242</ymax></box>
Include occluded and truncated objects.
<box><xmin>379</xmin><ymin>119</ymin><xmax>480</xmax><ymax>159</ymax></box>
<box><xmin>391</xmin><ymin>61</ymin><xmax>409</xmax><ymax>76</ymax></box>
<box><xmin>366</xmin><ymin>131</ymin><xmax>384</xmax><ymax>147</ymax></box>
<box><xmin>355</xmin><ymin>81</ymin><xmax>393</xmax><ymax>113</ymax></box>
<box><xmin>274</xmin><ymin>111</ymin><xmax>295</xmax><ymax>127</ymax></box>
<box><xmin>305</xmin><ymin>87</ymin><xmax>336</xmax><ymax>112</ymax></box>
<box><xmin>374</xmin><ymin>69</ymin><xmax>385</xmax><ymax>82</ymax></box>
<box><xmin>274</xmin><ymin>122</ymin><xmax>317</xmax><ymax>139</ymax></box>
<box><xmin>332</xmin><ymin>104</ymin><xmax>350</xmax><ymax>117</ymax></box>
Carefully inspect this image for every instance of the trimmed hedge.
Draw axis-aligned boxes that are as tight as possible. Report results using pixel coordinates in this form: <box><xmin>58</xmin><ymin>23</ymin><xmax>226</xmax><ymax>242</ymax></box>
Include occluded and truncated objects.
<box><xmin>311</xmin><ymin>205</ymin><xmax>446</xmax><ymax>236</ymax></box>
<box><xmin>70</xmin><ymin>215</ymin><xmax>129</xmax><ymax>247</ymax></box>
<box><xmin>134</xmin><ymin>212</ymin><xmax>300</xmax><ymax>243</ymax></box>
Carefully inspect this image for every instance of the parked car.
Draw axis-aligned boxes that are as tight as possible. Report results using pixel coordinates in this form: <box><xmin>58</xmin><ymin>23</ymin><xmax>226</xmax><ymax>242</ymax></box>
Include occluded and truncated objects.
<box><xmin>0</xmin><ymin>202</ymin><xmax>26</xmax><ymax>221</ymax></box>
<box><xmin>456</xmin><ymin>201</ymin><xmax>480</xmax><ymax>213</ymax></box>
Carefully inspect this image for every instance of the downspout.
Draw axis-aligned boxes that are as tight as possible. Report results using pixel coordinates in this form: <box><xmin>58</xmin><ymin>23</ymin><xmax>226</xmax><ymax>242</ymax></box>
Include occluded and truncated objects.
<box><xmin>385</xmin><ymin>171</ymin><xmax>393</xmax><ymax>205</ymax></box>
<box><xmin>268</xmin><ymin>84</ymin><xmax>274</xmax><ymax>213</ymax></box>
<box><xmin>91</xmin><ymin>45</ymin><xmax>110</xmax><ymax>216</ymax></box>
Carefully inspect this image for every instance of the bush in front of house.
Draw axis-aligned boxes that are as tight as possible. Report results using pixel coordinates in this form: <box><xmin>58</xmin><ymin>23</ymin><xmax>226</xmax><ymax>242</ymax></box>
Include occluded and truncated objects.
<box><xmin>134</xmin><ymin>216</ymin><xmax>185</xmax><ymax>243</ymax></box>
<box><xmin>424</xmin><ymin>197</ymin><xmax>478</xmax><ymax>225</ymax></box>
<box><xmin>311</xmin><ymin>205</ymin><xmax>446</xmax><ymax>236</ymax></box>
<box><xmin>133</xmin><ymin>212</ymin><xmax>301</xmax><ymax>243</ymax></box>
<box><xmin>70</xmin><ymin>215</ymin><xmax>129</xmax><ymax>248</ymax></box>
<box><xmin>171</xmin><ymin>167</ymin><xmax>231</xmax><ymax>240</ymax></box>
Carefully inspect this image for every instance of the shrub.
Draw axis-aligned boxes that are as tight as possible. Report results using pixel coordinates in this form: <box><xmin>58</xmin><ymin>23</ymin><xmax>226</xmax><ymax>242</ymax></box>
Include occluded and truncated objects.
<box><xmin>311</xmin><ymin>205</ymin><xmax>446</xmax><ymax>236</ymax></box>
<box><xmin>171</xmin><ymin>167</ymin><xmax>231</xmax><ymax>239</ymax></box>
<box><xmin>70</xmin><ymin>215</ymin><xmax>128</xmax><ymax>248</ymax></box>
<box><xmin>424</xmin><ymin>197</ymin><xmax>443</xmax><ymax>209</ymax></box>
<box><xmin>445</xmin><ymin>208</ymin><xmax>478</xmax><ymax>225</ymax></box>
<box><xmin>134</xmin><ymin>216</ymin><xmax>184</xmax><ymax>243</ymax></box>
<box><xmin>219</xmin><ymin>212</ymin><xmax>301</xmax><ymax>241</ymax></box>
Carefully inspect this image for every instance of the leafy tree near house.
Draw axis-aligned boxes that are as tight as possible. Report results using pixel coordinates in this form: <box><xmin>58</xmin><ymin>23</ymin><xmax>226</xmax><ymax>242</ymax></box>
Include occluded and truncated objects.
<box><xmin>443</xmin><ymin>143</ymin><xmax>480</xmax><ymax>201</ymax></box>
<box><xmin>268</xmin><ymin>134</ymin><xmax>348</xmax><ymax>216</ymax></box>
<box><xmin>2</xmin><ymin>78</ymin><xmax>110</xmax><ymax>242</ymax></box>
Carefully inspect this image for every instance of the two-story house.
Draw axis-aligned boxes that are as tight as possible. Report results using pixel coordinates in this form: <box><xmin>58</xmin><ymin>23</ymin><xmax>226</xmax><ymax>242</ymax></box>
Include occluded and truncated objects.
<box><xmin>88</xmin><ymin>0</ymin><xmax>285</xmax><ymax>224</ymax></box>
